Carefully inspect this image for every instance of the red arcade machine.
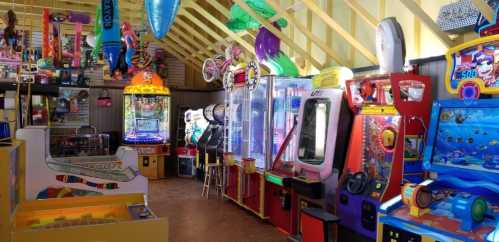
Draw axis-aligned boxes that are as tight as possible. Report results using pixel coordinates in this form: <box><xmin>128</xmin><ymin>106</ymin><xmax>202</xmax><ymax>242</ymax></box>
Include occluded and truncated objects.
<box><xmin>337</xmin><ymin>73</ymin><xmax>432</xmax><ymax>240</ymax></box>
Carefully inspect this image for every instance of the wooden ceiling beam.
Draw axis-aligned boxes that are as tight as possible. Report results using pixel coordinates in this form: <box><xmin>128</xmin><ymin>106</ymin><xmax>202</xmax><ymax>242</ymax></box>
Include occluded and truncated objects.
<box><xmin>178</xmin><ymin>9</ymin><xmax>230</xmax><ymax>47</ymax></box>
<box><xmin>471</xmin><ymin>0</ymin><xmax>495</xmax><ymax>23</ymax></box>
<box><xmin>149</xmin><ymin>39</ymin><xmax>202</xmax><ymax>73</ymax></box>
<box><xmin>266</xmin><ymin>0</ymin><xmax>348</xmax><ymax>67</ymax></box>
<box><xmin>174</xmin><ymin>18</ymin><xmax>224</xmax><ymax>54</ymax></box>
<box><xmin>232</xmin><ymin>0</ymin><xmax>323</xmax><ymax>70</ymax></box>
<box><xmin>343</xmin><ymin>0</ymin><xmax>379</xmax><ymax>29</ymax></box>
<box><xmin>399</xmin><ymin>0</ymin><xmax>454</xmax><ymax>47</ymax></box>
<box><xmin>166</xmin><ymin>32</ymin><xmax>206</xmax><ymax>62</ymax></box>
<box><xmin>302</xmin><ymin>0</ymin><xmax>378</xmax><ymax>64</ymax></box>
<box><xmin>204</xmin><ymin>0</ymin><xmax>256</xmax><ymax>41</ymax></box>
<box><xmin>183</xmin><ymin>2</ymin><xmax>256</xmax><ymax>56</ymax></box>
<box><xmin>162</xmin><ymin>38</ymin><xmax>204</xmax><ymax>67</ymax></box>
<box><xmin>170</xmin><ymin>26</ymin><xmax>216</xmax><ymax>58</ymax></box>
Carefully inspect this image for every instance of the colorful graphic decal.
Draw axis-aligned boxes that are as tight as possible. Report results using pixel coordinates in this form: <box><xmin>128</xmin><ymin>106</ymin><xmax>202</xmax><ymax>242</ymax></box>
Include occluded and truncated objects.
<box><xmin>433</xmin><ymin>107</ymin><xmax>499</xmax><ymax>173</ymax></box>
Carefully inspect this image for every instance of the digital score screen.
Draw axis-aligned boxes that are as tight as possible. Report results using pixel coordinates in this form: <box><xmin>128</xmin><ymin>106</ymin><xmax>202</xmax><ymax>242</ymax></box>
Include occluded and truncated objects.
<box><xmin>136</xmin><ymin>119</ymin><xmax>159</xmax><ymax>133</ymax></box>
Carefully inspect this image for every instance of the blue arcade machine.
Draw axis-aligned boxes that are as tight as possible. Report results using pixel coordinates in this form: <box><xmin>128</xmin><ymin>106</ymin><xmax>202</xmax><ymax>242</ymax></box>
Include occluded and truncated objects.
<box><xmin>377</xmin><ymin>34</ymin><xmax>499</xmax><ymax>242</ymax></box>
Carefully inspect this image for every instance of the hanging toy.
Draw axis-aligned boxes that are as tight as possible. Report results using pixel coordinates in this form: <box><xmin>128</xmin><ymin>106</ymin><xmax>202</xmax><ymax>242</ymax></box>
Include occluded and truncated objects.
<box><xmin>50</xmin><ymin>13</ymin><xmax>66</xmax><ymax>67</ymax></box>
<box><xmin>145</xmin><ymin>0</ymin><xmax>180</xmax><ymax>39</ymax></box>
<box><xmin>121</xmin><ymin>21</ymin><xmax>138</xmax><ymax>73</ymax></box>
<box><xmin>92</xmin><ymin>5</ymin><xmax>103</xmax><ymax>59</ymax></box>
<box><xmin>72</xmin><ymin>23</ymin><xmax>82</xmax><ymax>68</ymax></box>
<box><xmin>3</xmin><ymin>10</ymin><xmax>18</xmax><ymax>57</ymax></box>
<box><xmin>101</xmin><ymin>0</ymin><xmax>121</xmax><ymax>72</ymax></box>
<box><xmin>42</xmin><ymin>8</ymin><xmax>50</xmax><ymax>58</ymax></box>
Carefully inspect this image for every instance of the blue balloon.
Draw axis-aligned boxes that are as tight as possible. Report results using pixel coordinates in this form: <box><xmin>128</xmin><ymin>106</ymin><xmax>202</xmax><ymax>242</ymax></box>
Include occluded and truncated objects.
<box><xmin>102</xmin><ymin>0</ymin><xmax>121</xmax><ymax>71</ymax></box>
<box><xmin>145</xmin><ymin>0</ymin><xmax>180</xmax><ymax>39</ymax></box>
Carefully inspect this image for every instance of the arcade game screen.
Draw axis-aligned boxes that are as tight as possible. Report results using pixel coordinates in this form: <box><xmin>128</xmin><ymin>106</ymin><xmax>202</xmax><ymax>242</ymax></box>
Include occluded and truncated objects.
<box><xmin>449</xmin><ymin>40</ymin><xmax>499</xmax><ymax>89</ymax></box>
<box><xmin>123</xmin><ymin>94</ymin><xmax>169</xmax><ymax>144</ymax></box>
<box><xmin>432</xmin><ymin>107</ymin><xmax>499</xmax><ymax>173</ymax></box>
<box><xmin>298</xmin><ymin>98</ymin><xmax>330</xmax><ymax>165</ymax></box>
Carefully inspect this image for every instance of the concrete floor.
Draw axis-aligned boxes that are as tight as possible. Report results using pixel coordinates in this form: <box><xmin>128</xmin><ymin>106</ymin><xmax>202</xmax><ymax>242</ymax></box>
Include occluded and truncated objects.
<box><xmin>148</xmin><ymin>178</ymin><xmax>287</xmax><ymax>242</ymax></box>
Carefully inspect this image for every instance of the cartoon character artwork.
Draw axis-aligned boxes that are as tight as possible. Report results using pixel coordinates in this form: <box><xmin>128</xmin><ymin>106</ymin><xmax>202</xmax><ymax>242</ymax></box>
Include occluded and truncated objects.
<box><xmin>121</xmin><ymin>21</ymin><xmax>138</xmax><ymax>73</ymax></box>
<box><xmin>473</xmin><ymin>45</ymin><xmax>495</xmax><ymax>87</ymax></box>
<box><xmin>3</xmin><ymin>10</ymin><xmax>19</xmax><ymax>57</ymax></box>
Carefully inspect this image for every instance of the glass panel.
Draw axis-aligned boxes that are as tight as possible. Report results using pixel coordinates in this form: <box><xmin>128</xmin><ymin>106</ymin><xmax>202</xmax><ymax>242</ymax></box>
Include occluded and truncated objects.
<box><xmin>272</xmin><ymin>78</ymin><xmax>312</xmax><ymax>162</ymax></box>
<box><xmin>432</xmin><ymin>107</ymin><xmax>499</xmax><ymax>174</ymax></box>
<box><xmin>228</xmin><ymin>88</ymin><xmax>244</xmax><ymax>161</ymax></box>
<box><xmin>298</xmin><ymin>98</ymin><xmax>330</xmax><ymax>165</ymax></box>
<box><xmin>123</xmin><ymin>94</ymin><xmax>169</xmax><ymax>143</ymax></box>
<box><xmin>248</xmin><ymin>78</ymin><xmax>268</xmax><ymax>168</ymax></box>
<box><xmin>362</xmin><ymin>115</ymin><xmax>400</xmax><ymax>179</ymax></box>
<box><xmin>398</xmin><ymin>80</ymin><xmax>425</xmax><ymax>102</ymax></box>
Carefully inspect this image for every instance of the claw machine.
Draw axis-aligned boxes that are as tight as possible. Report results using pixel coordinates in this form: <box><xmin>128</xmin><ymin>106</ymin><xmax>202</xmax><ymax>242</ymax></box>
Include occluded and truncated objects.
<box><xmin>123</xmin><ymin>71</ymin><xmax>171</xmax><ymax>179</ymax></box>
<box><xmin>223</xmin><ymin>75</ymin><xmax>312</xmax><ymax>219</ymax></box>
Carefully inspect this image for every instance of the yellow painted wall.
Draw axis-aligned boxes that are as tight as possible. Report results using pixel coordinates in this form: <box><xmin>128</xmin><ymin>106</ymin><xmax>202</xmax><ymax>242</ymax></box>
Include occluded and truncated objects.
<box><xmin>276</xmin><ymin>0</ymin><xmax>474</xmax><ymax>73</ymax></box>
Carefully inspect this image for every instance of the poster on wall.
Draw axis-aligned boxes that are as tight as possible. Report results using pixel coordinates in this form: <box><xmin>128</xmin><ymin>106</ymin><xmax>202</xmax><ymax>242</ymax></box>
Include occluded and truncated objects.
<box><xmin>51</xmin><ymin>87</ymin><xmax>90</xmax><ymax>127</ymax></box>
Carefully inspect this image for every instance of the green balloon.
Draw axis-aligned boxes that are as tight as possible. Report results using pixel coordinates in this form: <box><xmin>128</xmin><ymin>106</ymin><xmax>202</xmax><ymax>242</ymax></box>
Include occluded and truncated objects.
<box><xmin>226</xmin><ymin>0</ymin><xmax>288</xmax><ymax>31</ymax></box>
<box><xmin>92</xmin><ymin>5</ymin><xmax>103</xmax><ymax>58</ymax></box>
<box><xmin>273</xmin><ymin>53</ymin><xmax>299</xmax><ymax>77</ymax></box>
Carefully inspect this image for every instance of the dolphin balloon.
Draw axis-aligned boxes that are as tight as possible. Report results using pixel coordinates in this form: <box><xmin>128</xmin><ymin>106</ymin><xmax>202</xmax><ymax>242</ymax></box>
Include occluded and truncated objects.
<box><xmin>101</xmin><ymin>0</ymin><xmax>120</xmax><ymax>71</ymax></box>
<box><xmin>145</xmin><ymin>0</ymin><xmax>180</xmax><ymax>39</ymax></box>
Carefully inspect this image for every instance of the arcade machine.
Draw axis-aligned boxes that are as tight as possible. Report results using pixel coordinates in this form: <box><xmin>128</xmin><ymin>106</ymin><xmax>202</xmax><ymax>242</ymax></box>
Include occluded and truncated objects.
<box><xmin>223</xmin><ymin>75</ymin><xmax>312</xmax><ymax>219</ymax></box>
<box><xmin>377</xmin><ymin>34</ymin><xmax>499</xmax><ymax>242</ymax></box>
<box><xmin>123</xmin><ymin>71</ymin><xmax>170</xmax><ymax>179</ymax></box>
<box><xmin>336</xmin><ymin>18</ymin><xmax>433</xmax><ymax>241</ymax></box>
<box><xmin>203</xmin><ymin>104</ymin><xmax>225</xmax><ymax>166</ymax></box>
<box><xmin>16</xmin><ymin>126</ymin><xmax>147</xmax><ymax>200</ymax></box>
<box><xmin>195</xmin><ymin>104</ymin><xmax>224</xmax><ymax>180</ymax></box>
<box><xmin>0</xmin><ymin>140</ymin><xmax>168</xmax><ymax>242</ymax></box>
<box><xmin>264</xmin><ymin>67</ymin><xmax>352</xmax><ymax>235</ymax></box>
<box><xmin>177</xmin><ymin>108</ymin><xmax>208</xmax><ymax>177</ymax></box>
<box><xmin>289</xmin><ymin>85</ymin><xmax>353</xmax><ymax>240</ymax></box>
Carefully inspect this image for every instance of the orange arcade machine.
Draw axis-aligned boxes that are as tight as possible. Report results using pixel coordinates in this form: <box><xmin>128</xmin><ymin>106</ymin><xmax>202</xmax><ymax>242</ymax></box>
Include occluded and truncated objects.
<box><xmin>123</xmin><ymin>71</ymin><xmax>171</xmax><ymax>179</ymax></box>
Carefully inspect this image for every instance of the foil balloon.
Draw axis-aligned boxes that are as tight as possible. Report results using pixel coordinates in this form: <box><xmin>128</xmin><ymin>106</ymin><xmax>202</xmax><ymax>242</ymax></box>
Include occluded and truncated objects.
<box><xmin>101</xmin><ymin>0</ymin><xmax>120</xmax><ymax>71</ymax></box>
<box><xmin>227</xmin><ymin>0</ymin><xmax>287</xmax><ymax>32</ymax></box>
<box><xmin>92</xmin><ymin>5</ymin><xmax>103</xmax><ymax>58</ymax></box>
<box><xmin>255</xmin><ymin>25</ymin><xmax>298</xmax><ymax>77</ymax></box>
<box><xmin>121</xmin><ymin>21</ymin><xmax>138</xmax><ymax>72</ymax></box>
<box><xmin>226</xmin><ymin>0</ymin><xmax>296</xmax><ymax>77</ymax></box>
<box><xmin>72</xmin><ymin>23</ymin><xmax>82</xmax><ymax>68</ymax></box>
<box><xmin>145</xmin><ymin>0</ymin><xmax>180</xmax><ymax>39</ymax></box>
<box><xmin>42</xmin><ymin>8</ymin><xmax>50</xmax><ymax>58</ymax></box>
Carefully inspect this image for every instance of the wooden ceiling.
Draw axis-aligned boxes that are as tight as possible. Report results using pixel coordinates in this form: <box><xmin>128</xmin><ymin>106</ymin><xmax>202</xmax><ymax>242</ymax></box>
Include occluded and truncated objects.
<box><xmin>3</xmin><ymin>0</ymin><xmax>497</xmax><ymax>74</ymax></box>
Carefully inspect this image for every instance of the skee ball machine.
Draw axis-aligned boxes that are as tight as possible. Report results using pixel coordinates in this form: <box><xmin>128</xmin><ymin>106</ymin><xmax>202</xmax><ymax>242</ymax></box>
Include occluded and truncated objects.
<box><xmin>123</xmin><ymin>71</ymin><xmax>171</xmax><ymax>179</ymax></box>
<box><xmin>224</xmin><ymin>75</ymin><xmax>311</xmax><ymax>218</ymax></box>
<box><xmin>16</xmin><ymin>126</ymin><xmax>147</xmax><ymax>200</ymax></box>
<box><xmin>377</xmin><ymin>35</ymin><xmax>499</xmax><ymax>242</ymax></box>
<box><xmin>0</xmin><ymin>140</ymin><xmax>168</xmax><ymax>242</ymax></box>
<box><xmin>337</xmin><ymin>73</ymin><xmax>432</xmax><ymax>240</ymax></box>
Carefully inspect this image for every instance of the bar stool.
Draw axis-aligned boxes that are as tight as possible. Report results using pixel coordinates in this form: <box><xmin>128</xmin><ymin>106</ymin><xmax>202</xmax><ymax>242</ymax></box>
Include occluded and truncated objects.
<box><xmin>201</xmin><ymin>163</ymin><xmax>223</xmax><ymax>198</ymax></box>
